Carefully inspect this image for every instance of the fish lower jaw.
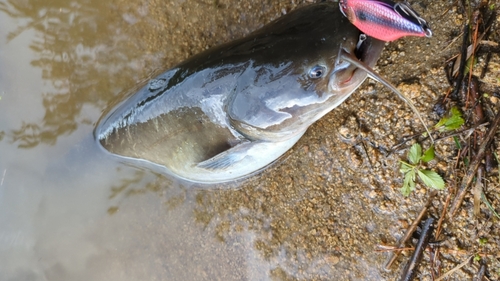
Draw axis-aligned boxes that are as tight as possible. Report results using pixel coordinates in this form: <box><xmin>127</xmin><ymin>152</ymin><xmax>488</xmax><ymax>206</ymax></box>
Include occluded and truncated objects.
<box><xmin>329</xmin><ymin>71</ymin><xmax>367</xmax><ymax>95</ymax></box>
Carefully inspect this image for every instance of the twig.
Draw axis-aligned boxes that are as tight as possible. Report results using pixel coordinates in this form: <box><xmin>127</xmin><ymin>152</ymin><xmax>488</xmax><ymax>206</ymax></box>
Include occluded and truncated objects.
<box><xmin>473</xmin><ymin>167</ymin><xmax>483</xmax><ymax>216</ymax></box>
<box><xmin>439</xmin><ymin>0</ymin><xmax>456</xmax><ymax>18</ymax></box>
<box><xmin>384</xmin><ymin>191</ymin><xmax>436</xmax><ymax>270</ymax></box>
<box><xmin>431</xmin><ymin>188</ymin><xmax>454</xmax><ymax>277</ymax></box>
<box><xmin>433</xmin><ymin>245</ymin><xmax>443</xmax><ymax>278</ymax></box>
<box><xmin>433</xmin><ymin>122</ymin><xmax>488</xmax><ymax>142</ymax></box>
<box><xmin>435</xmin><ymin>191</ymin><xmax>452</xmax><ymax>239</ymax></box>
<box><xmin>399</xmin><ymin>218</ymin><xmax>435</xmax><ymax>281</ymax></box>
<box><xmin>442</xmin><ymin>30</ymin><xmax>463</xmax><ymax>54</ymax></box>
<box><xmin>435</xmin><ymin>255</ymin><xmax>473</xmax><ymax>281</ymax></box>
<box><xmin>450</xmin><ymin>24</ymin><xmax>469</xmax><ymax>99</ymax></box>
<box><xmin>432</xmin><ymin>187</ymin><xmax>455</xmax><ymax>278</ymax></box>
<box><xmin>466</xmin><ymin>12</ymin><xmax>481</xmax><ymax>108</ymax></box>
<box><xmin>481</xmin><ymin>192</ymin><xmax>500</xmax><ymax>219</ymax></box>
<box><xmin>473</xmin><ymin>259</ymin><xmax>487</xmax><ymax>281</ymax></box>
<box><xmin>449</xmin><ymin>109</ymin><xmax>500</xmax><ymax>218</ymax></box>
<box><xmin>376</xmin><ymin>245</ymin><xmax>415</xmax><ymax>252</ymax></box>
<box><xmin>379</xmin><ymin>246</ymin><xmax>498</xmax><ymax>257</ymax></box>
<box><xmin>431</xmin><ymin>186</ymin><xmax>451</xmax><ymax>279</ymax></box>
<box><xmin>451</xmin><ymin>19</ymin><xmax>492</xmax><ymax>77</ymax></box>
<box><xmin>389</xmin><ymin>122</ymin><xmax>488</xmax><ymax>154</ymax></box>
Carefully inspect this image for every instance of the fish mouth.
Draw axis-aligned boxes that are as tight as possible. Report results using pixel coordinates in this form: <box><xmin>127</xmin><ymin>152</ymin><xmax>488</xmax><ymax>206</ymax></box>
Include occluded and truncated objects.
<box><xmin>328</xmin><ymin>52</ymin><xmax>365</xmax><ymax>93</ymax></box>
<box><xmin>329</xmin><ymin>35</ymin><xmax>385</xmax><ymax>93</ymax></box>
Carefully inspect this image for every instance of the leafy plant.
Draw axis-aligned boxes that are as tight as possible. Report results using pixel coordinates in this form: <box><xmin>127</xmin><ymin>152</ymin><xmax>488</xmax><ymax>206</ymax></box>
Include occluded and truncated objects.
<box><xmin>434</xmin><ymin>106</ymin><xmax>465</xmax><ymax>132</ymax></box>
<box><xmin>474</xmin><ymin>254</ymin><xmax>481</xmax><ymax>262</ymax></box>
<box><xmin>478</xmin><ymin>237</ymin><xmax>488</xmax><ymax>246</ymax></box>
<box><xmin>400</xmin><ymin>143</ymin><xmax>445</xmax><ymax>196</ymax></box>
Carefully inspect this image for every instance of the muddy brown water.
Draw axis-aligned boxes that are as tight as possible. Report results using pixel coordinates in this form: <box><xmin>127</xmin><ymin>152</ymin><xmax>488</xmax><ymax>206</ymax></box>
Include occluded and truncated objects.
<box><xmin>1</xmin><ymin>0</ymin><xmax>499</xmax><ymax>280</ymax></box>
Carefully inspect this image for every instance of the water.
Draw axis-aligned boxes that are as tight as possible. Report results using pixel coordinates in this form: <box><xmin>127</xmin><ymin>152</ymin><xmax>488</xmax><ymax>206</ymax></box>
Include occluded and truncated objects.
<box><xmin>0</xmin><ymin>0</ymin><xmax>452</xmax><ymax>280</ymax></box>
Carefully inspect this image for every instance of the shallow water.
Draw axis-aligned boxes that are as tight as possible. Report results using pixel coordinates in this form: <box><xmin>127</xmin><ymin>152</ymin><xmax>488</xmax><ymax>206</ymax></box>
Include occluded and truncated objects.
<box><xmin>0</xmin><ymin>0</ymin><xmax>485</xmax><ymax>280</ymax></box>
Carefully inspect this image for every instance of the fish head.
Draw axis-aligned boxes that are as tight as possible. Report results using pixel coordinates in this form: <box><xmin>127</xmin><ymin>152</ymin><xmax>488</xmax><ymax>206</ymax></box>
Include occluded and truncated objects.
<box><xmin>227</xmin><ymin>9</ymin><xmax>386</xmax><ymax>141</ymax></box>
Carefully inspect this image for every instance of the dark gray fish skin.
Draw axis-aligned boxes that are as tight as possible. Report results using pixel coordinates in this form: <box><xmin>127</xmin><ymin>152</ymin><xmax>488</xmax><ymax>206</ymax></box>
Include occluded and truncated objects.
<box><xmin>95</xmin><ymin>3</ymin><xmax>385</xmax><ymax>183</ymax></box>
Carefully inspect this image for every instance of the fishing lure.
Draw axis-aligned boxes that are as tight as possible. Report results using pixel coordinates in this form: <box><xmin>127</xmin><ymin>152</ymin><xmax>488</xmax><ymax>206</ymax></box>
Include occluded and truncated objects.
<box><xmin>339</xmin><ymin>0</ymin><xmax>432</xmax><ymax>41</ymax></box>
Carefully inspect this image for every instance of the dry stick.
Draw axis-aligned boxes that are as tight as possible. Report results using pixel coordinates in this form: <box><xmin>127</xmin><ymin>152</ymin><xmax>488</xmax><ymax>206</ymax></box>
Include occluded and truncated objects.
<box><xmin>473</xmin><ymin>260</ymin><xmax>487</xmax><ymax>281</ymax></box>
<box><xmin>384</xmin><ymin>191</ymin><xmax>437</xmax><ymax>270</ymax></box>
<box><xmin>479</xmin><ymin>11</ymin><xmax>498</xmax><ymax>81</ymax></box>
<box><xmin>435</xmin><ymin>255</ymin><xmax>473</xmax><ymax>281</ymax></box>
<box><xmin>435</xmin><ymin>191</ymin><xmax>452</xmax><ymax>239</ymax></box>
<box><xmin>399</xmin><ymin>218</ymin><xmax>435</xmax><ymax>281</ymax></box>
<box><xmin>429</xmin><ymin>247</ymin><xmax>437</xmax><ymax>281</ymax></box>
<box><xmin>377</xmin><ymin>246</ymin><xmax>415</xmax><ymax>252</ymax></box>
<box><xmin>379</xmin><ymin>246</ymin><xmax>498</xmax><ymax>258</ymax></box>
<box><xmin>451</xmin><ymin>24</ymin><xmax>469</xmax><ymax>99</ymax></box>
<box><xmin>473</xmin><ymin>167</ymin><xmax>483</xmax><ymax>216</ymax></box>
<box><xmin>389</xmin><ymin>122</ymin><xmax>488</xmax><ymax>154</ymax></box>
<box><xmin>433</xmin><ymin>246</ymin><xmax>442</xmax><ymax>278</ymax></box>
<box><xmin>440</xmin><ymin>0</ymin><xmax>456</xmax><ymax>18</ymax></box>
<box><xmin>433</xmin><ymin>123</ymin><xmax>488</xmax><ymax>142</ymax></box>
<box><xmin>466</xmin><ymin>13</ymin><xmax>481</xmax><ymax>108</ymax></box>
<box><xmin>471</xmin><ymin>78</ymin><xmax>485</xmax><ymax>216</ymax></box>
<box><xmin>451</xmin><ymin>24</ymin><xmax>493</xmax><ymax>77</ymax></box>
<box><xmin>449</xmin><ymin>110</ymin><xmax>500</xmax><ymax>218</ymax></box>
<box><xmin>433</xmin><ymin>191</ymin><xmax>453</xmax><ymax>278</ymax></box>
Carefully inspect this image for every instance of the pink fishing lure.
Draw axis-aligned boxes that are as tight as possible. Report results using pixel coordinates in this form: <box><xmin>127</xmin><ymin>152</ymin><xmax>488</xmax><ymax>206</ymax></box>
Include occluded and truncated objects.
<box><xmin>339</xmin><ymin>0</ymin><xmax>432</xmax><ymax>41</ymax></box>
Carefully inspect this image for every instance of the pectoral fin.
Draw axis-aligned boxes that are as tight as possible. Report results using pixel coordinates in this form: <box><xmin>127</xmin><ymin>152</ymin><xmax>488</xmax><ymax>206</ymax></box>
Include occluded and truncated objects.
<box><xmin>195</xmin><ymin>130</ymin><xmax>305</xmax><ymax>174</ymax></box>
<box><xmin>187</xmin><ymin>131</ymin><xmax>305</xmax><ymax>182</ymax></box>
<box><xmin>196</xmin><ymin>141</ymin><xmax>254</xmax><ymax>170</ymax></box>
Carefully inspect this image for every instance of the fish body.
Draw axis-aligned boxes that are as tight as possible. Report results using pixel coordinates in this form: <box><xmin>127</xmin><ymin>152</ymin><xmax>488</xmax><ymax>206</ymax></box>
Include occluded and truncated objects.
<box><xmin>96</xmin><ymin>3</ymin><xmax>385</xmax><ymax>183</ymax></box>
<box><xmin>339</xmin><ymin>0</ymin><xmax>432</xmax><ymax>41</ymax></box>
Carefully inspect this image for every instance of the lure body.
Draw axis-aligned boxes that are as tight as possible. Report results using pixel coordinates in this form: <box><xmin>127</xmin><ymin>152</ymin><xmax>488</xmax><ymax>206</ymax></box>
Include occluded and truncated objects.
<box><xmin>339</xmin><ymin>0</ymin><xmax>432</xmax><ymax>41</ymax></box>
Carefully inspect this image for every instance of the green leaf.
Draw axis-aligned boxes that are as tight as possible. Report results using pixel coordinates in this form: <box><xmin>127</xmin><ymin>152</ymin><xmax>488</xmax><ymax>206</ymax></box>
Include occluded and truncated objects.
<box><xmin>417</xmin><ymin>169</ymin><xmax>445</xmax><ymax>190</ymax></box>
<box><xmin>443</xmin><ymin>116</ymin><xmax>464</xmax><ymax>132</ymax></box>
<box><xmin>449</xmin><ymin>106</ymin><xmax>460</xmax><ymax>116</ymax></box>
<box><xmin>408</xmin><ymin>143</ymin><xmax>422</xmax><ymax>165</ymax></box>
<box><xmin>420</xmin><ymin>145</ymin><xmax>435</xmax><ymax>163</ymax></box>
<box><xmin>434</xmin><ymin>106</ymin><xmax>464</xmax><ymax>132</ymax></box>
<box><xmin>474</xmin><ymin>254</ymin><xmax>481</xmax><ymax>262</ymax></box>
<box><xmin>434</xmin><ymin>117</ymin><xmax>447</xmax><ymax>130</ymax></box>
<box><xmin>463</xmin><ymin>157</ymin><xmax>469</xmax><ymax>167</ymax></box>
<box><xmin>401</xmin><ymin>170</ymin><xmax>416</xmax><ymax>196</ymax></box>
<box><xmin>453</xmin><ymin>136</ymin><xmax>461</xmax><ymax>149</ymax></box>
<box><xmin>464</xmin><ymin>56</ymin><xmax>477</xmax><ymax>76</ymax></box>
<box><xmin>444</xmin><ymin>106</ymin><xmax>465</xmax><ymax>131</ymax></box>
<box><xmin>400</xmin><ymin>161</ymin><xmax>414</xmax><ymax>173</ymax></box>
<box><xmin>478</xmin><ymin>237</ymin><xmax>488</xmax><ymax>246</ymax></box>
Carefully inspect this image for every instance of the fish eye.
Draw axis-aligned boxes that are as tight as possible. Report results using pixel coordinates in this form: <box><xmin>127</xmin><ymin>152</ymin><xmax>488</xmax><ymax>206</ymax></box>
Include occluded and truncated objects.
<box><xmin>308</xmin><ymin>65</ymin><xmax>327</xmax><ymax>79</ymax></box>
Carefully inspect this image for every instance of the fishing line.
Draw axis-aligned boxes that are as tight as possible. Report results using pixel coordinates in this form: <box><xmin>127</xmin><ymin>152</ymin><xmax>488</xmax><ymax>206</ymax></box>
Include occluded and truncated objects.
<box><xmin>340</xmin><ymin>49</ymin><xmax>434</xmax><ymax>143</ymax></box>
